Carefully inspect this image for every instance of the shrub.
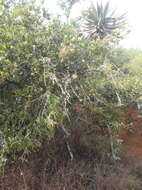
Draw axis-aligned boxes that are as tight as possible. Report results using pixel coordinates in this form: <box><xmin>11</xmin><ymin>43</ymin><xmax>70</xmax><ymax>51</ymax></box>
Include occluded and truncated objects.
<box><xmin>0</xmin><ymin>0</ymin><xmax>141</xmax><ymax>164</ymax></box>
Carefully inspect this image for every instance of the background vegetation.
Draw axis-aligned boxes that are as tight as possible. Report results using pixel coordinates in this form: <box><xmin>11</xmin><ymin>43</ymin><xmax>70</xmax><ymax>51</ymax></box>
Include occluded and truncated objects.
<box><xmin>1</xmin><ymin>0</ymin><xmax>142</xmax><ymax>189</ymax></box>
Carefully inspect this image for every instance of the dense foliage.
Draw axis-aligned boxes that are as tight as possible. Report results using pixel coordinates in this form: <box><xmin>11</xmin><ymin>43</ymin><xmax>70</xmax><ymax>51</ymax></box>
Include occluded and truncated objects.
<box><xmin>0</xmin><ymin>0</ymin><xmax>142</xmax><ymax>165</ymax></box>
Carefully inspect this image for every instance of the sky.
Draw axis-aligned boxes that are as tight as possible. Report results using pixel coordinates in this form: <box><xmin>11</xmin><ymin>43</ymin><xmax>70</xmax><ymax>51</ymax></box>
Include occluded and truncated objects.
<box><xmin>45</xmin><ymin>0</ymin><xmax>142</xmax><ymax>49</ymax></box>
<box><xmin>108</xmin><ymin>0</ymin><xmax>142</xmax><ymax>49</ymax></box>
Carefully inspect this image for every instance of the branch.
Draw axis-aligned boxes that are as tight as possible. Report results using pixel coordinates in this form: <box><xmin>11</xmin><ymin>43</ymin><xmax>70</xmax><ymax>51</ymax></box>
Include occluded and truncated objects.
<box><xmin>0</xmin><ymin>79</ymin><xmax>22</xmax><ymax>89</ymax></box>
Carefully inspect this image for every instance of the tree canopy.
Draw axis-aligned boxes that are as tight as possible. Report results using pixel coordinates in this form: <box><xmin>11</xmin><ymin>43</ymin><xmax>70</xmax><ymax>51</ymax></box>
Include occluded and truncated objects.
<box><xmin>0</xmin><ymin>0</ymin><xmax>141</xmax><ymax>165</ymax></box>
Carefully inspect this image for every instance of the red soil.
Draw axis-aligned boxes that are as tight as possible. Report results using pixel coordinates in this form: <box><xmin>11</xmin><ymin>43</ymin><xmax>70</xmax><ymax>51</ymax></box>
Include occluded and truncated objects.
<box><xmin>120</xmin><ymin>108</ymin><xmax>142</xmax><ymax>162</ymax></box>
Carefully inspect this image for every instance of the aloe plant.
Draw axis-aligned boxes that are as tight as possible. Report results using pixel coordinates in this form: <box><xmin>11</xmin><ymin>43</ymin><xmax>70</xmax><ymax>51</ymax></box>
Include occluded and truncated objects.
<box><xmin>83</xmin><ymin>1</ymin><xmax>126</xmax><ymax>40</ymax></box>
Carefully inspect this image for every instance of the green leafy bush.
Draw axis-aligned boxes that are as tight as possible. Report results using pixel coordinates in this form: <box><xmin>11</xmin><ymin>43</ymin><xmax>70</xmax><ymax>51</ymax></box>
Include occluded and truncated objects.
<box><xmin>0</xmin><ymin>0</ymin><xmax>142</xmax><ymax>164</ymax></box>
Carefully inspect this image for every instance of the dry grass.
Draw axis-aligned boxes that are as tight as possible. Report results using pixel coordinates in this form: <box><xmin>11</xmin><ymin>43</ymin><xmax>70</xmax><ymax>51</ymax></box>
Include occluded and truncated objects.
<box><xmin>1</xmin><ymin>107</ymin><xmax>142</xmax><ymax>189</ymax></box>
<box><xmin>0</xmin><ymin>138</ymin><xmax>142</xmax><ymax>190</ymax></box>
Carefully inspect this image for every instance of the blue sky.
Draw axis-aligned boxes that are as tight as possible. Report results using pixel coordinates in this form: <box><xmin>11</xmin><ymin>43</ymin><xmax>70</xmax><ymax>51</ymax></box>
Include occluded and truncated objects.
<box><xmin>45</xmin><ymin>0</ymin><xmax>142</xmax><ymax>49</ymax></box>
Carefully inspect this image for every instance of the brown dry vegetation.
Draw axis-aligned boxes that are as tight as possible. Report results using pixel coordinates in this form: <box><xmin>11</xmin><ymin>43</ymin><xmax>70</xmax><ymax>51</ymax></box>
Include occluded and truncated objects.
<box><xmin>1</xmin><ymin>108</ymin><xmax>142</xmax><ymax>190</ymax></box>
